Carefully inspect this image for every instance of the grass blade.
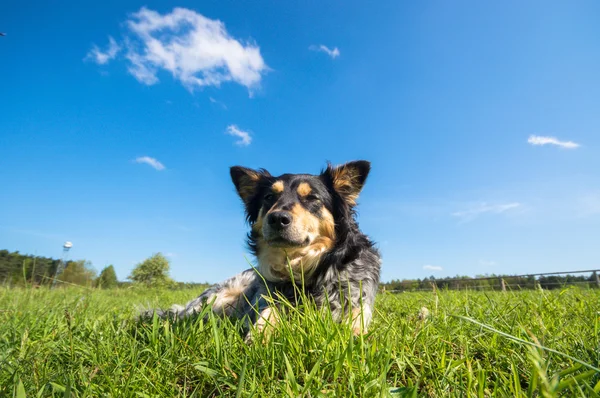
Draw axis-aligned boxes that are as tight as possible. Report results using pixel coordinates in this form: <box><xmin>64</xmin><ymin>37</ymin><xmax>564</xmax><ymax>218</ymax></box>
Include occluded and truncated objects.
<box><xmin>454</xmin><ymin>315</ymin><xmax>600</xmax><ymax>373</ymax></box>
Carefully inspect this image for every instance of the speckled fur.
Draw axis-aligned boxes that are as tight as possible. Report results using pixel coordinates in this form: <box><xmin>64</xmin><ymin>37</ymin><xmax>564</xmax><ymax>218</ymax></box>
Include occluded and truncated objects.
<box><xmin>144</xmin><ymin>161</ymin><xmax>381</xmax><ymax>339</ymax></box>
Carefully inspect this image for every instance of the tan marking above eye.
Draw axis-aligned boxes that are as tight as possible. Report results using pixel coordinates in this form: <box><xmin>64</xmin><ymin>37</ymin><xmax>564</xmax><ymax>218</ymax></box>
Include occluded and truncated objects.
<box><xmin>272</xmin><ymin>181</ymin><xmax>284</xmax><ymax>193</ymax></box>
<box><xmin>297</xmin><ymin>182</ymin><xmax>312</xmax><ymax>197</ymax></box>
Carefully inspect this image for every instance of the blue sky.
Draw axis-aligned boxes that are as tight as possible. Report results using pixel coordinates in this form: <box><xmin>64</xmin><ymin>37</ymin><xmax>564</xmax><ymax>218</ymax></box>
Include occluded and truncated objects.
<box><xmin>1</xmin><ymin>0</ymin><xmax>599</xmax><ymax>283</ymax></box>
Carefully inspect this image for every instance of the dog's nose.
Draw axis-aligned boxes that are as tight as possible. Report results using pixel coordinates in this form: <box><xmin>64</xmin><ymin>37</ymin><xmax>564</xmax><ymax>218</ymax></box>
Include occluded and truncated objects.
<box><xmin>267</xmin><ymin>211</ymin><xmax>292</xmax><ymax>230</ymax></box>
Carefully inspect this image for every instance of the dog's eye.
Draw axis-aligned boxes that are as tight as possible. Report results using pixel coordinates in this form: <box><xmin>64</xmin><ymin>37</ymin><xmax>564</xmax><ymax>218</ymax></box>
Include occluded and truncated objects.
<box><xmin>305</xmin><ymin>194</ymin><xmax>320</xmax><ymax>202</ymax></box>
<box><xmin>264</xmin><ymin>193</ymin><xmax>274</xmax><ymax>201</ymax></box>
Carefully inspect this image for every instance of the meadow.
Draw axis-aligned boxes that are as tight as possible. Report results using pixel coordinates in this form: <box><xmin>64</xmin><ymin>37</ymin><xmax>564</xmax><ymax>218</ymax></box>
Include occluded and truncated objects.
<box><xmin>1</xmin><ymin>286</ymin><xmax>599</xmax><ymax>397</ymax></box>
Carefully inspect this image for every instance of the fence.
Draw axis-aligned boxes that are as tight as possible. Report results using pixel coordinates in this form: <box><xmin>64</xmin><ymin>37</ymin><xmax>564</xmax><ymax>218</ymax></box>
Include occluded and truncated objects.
<box><xmin>384</xmin><ymin>269</ymin><xmax>600</xmax><ymax>293</ymax></box>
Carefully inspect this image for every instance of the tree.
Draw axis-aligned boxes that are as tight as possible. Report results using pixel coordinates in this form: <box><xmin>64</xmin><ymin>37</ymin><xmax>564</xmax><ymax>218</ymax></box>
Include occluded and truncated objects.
<box><xmin>59</xmin><ymin>260</ymin><xmax>97</xmax><ymax>286</ymax></box>
<box><xmin>128</xmin><ymin>253</ymin><xmax>174</xmax><ymax>287</ymax></box>
<box><xmin>96</xmin><ymin>265</ymin><xmax>118</xmax><ymax>289</ymax></box>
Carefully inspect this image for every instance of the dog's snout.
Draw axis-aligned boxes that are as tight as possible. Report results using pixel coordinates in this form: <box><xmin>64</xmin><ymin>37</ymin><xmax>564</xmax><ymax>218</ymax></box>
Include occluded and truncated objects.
<box><xmin>267</xmin><ymin>211</ymin><xmax>292</xmax><ymax>230</ymax></box>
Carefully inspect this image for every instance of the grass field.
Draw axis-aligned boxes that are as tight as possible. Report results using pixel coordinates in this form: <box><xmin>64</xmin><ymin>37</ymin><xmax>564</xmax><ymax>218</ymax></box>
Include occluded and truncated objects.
<box><xmin>1</xmin><ymin>286</ymin><xmax>599</xmax><ymax>397</ymax></box>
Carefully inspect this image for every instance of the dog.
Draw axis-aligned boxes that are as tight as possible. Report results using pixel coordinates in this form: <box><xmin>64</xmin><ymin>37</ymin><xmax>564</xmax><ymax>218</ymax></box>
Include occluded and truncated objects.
<box><xmin>149</xmin><ymin>160</ymin><xmax>381</xmax><ymax>341</ymax></box>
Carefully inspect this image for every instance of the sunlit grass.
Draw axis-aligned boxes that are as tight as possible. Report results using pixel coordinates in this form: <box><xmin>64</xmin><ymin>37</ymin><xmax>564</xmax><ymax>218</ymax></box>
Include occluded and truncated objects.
<box><xmin>1</xmin><ymin>286</ymin><xmax>599</xmax><ymax>396</ymax></box>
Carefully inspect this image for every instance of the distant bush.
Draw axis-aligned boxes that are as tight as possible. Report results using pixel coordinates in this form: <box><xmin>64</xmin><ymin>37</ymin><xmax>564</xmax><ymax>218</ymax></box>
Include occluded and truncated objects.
<box><xmin>128</xmin><ymin>253</ymin><xmax>174</xmax><ymax>288</ymax></box>
<box><xmin>59</xmin><ymin>260</ymin><xmax>97</xmax><ymax>287</ymax></box>
<box><xmin>96</xmin><ymin>265</ymin><xmax>118</xmax><ymax>289</ymax></box>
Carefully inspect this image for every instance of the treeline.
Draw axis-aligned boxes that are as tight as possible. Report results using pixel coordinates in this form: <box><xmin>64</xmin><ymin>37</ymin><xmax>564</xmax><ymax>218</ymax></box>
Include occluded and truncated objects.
<box><xmin>0</xmin><ymin>249</ymin><xmax>208</xmax><ymax>289</ymax></box>
<box><xmin>381</xmin><ymin>273</ymin><xmax>600</xmax><ymax>292</ymax></box>
<box><xmin>3</xmin><ymin>249</ymin><xmax>598</xmax><ymax>291</ymax></box>
<box><xmin>1</xmin><ymin>250</ymin><xmax>62</xmax><ymax>285</ymax></box>
<box><xmin>0</xmin><ymin>249</ymin><xmax>115</xmax><ymax>288</ymax></box>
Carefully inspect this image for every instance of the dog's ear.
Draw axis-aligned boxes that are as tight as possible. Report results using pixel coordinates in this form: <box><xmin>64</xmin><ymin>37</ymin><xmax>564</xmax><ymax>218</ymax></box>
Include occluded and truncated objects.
<box><xmin>322</xmin><ymin>160</ymin><xmax>371</xmax><ymax>206</ymax></box>
<box><xmin>230</xmin><ymin>166</ymin><xmax>270</xmax><ymax>204</ymax></box>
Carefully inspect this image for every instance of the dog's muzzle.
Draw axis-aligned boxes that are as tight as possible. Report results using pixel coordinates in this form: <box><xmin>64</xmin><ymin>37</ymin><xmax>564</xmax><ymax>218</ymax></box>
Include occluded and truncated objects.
<box><xmin>263</xmin><ymin>211</ymin><xmax>310</xmax><ymax>247</ymax></box>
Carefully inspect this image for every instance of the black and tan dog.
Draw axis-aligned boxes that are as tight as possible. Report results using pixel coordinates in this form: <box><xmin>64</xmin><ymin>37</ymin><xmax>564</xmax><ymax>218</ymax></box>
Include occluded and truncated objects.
<box><xmin>151</xmin><ymin>161</ymin><xmax>381</xmax><ymax>340</ymax></box>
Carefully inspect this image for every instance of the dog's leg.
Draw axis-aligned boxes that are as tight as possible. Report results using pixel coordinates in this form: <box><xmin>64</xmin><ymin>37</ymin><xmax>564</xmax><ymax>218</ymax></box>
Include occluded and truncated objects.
<box><xmin>142</xmin><ymin>269</ymin><xmax>259</xmax><ymax>320</ymax></box>
<box><xmin>350</xmin><ymin>302</ymin><xmax>373</xmax><ymax>336</ymax></box>
<box><xmin>185</xmin><ymin>269</ymin><xmax>259</xmax><ymax>318</ymax></box>
<box><xmin>245</xmin><ymin>304</ymin><xmax>280</xmax><ymax>344</ymax></box>
<box><xmin>347</xmin><ymin>278</ymin><xmax>377</xmax><ymax>336</ymax></box>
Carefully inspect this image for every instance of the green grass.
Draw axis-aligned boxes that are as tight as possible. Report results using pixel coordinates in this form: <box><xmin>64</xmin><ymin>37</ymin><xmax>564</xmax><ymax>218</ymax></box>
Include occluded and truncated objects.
<box><xmin>1</xmin><ymin>286</ymin><xmax>599</xmax><ymax>397</ymax></box>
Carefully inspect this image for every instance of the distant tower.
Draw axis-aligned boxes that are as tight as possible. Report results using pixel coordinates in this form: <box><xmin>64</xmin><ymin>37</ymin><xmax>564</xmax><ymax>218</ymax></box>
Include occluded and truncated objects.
<box><xmin>52</xmin><ymin>241</ymin><xmax>73</xmax><ymax>287</ymax></box>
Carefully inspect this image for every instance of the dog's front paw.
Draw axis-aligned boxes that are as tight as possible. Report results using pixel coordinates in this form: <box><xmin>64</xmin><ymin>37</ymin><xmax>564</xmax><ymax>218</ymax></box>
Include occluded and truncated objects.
<box><xmin>243</xmin><ymin>330</ymin><xmax>255</xmax><ymax>345</ymax></box>
<box><xmin>243</xmin><ymin>327</ymin><xmax>274</xmax><ymax>345</ymax></box>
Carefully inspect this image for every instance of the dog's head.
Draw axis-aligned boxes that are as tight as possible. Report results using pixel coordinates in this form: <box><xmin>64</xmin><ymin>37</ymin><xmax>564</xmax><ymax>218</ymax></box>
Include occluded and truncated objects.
<box><xmin>230</xmin><ymin>161</ymin><xmax>371</xmax><ymax>282</ymax></box>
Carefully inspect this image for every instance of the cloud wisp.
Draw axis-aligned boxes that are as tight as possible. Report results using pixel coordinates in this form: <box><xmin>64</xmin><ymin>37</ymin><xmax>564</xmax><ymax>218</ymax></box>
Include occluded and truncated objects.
<box><xmin>527</xmin><ymin>135</ymin><xmax>580</xmax><ymax>149</ymax></box>
<box><xmin>86</xmin><ymin>7</ymin><xmax>268</xmax><ymax>93</ymax></box>
<box><xmin>85</xmin><ymin>36</ymin><xmax>121</xmax><ymax>65</ymax></box>
<box><xmin>423</xmin><ymin>265</ymin><xmax>443</xmax><ymax>271</ymax></box>
<box><xmin>209</xmin><ymin>97</ymin><xmax>228</xmax><ymax>109</ymax></box>
<box><xmin>134</xmin><ymin>156</ymin><xmax>166</xmax><ymax>170</ymax></box>
<box><xmin>309</xmin><ymin>44</ymin><xmax>340</xmax><ymax>59</ymax></box>
<box><xmin>225</xmin><ymin>125</ymin><xmax>252</xmax><ymax>146</ymax></box>
<box><xmin>452</xmin><ymin>202</ymin><xmax>521</xmax><ymax>223</ymax></box>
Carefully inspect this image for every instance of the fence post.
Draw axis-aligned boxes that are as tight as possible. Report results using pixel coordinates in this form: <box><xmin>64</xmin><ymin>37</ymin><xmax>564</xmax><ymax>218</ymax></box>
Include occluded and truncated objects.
<box><xmin>500</xmin><ymin>278</ymin><xmax>506</xmax><ymax>292</ymax></box>
<box><xmin>594</xmin><ymin>271</ymin><xmax>600</xmax><ymax>289</ymax></box>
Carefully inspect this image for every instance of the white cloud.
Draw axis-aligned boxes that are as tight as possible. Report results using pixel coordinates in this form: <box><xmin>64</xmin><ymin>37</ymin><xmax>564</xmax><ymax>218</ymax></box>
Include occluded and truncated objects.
<box><xmin>452</xmin><ymin>202</ymin><xmax>521</xmax><ymax>222</ymax></box>
<box><xmin>209</xmin><ymin>97</ymin><xmax>227</xmax><ymax>109</ymax></box>
<box><xmin>125</xmin><ymin>47</ymin><xmax>159</xmax><ymax>85</ymax></box>
<box><xmin>309</xmin><ymin>44</ymin><xmax>340</xmax><ymax>59</ymax></box>
<box><xmin>86</xmin><ymin>8</ymin><xmax>268</xmax><ymax>92</ymax></box>
<box><xmin>85</xmin><ymin>36</ymin><xmax>121</xmax><ymax>65</ymax></box>
<box><xmin>134</xmin><ymin>156</ymin><xmax>165</xmax><ymax>170</ymax></box>
<box><xmin>117</xmin><ymin>7</ymin><xmax>267</xmax><ymax>92</ymax></box>
<box><xmin>423</xmin><ymin>265</ymin><xmax>443</xmax><ymax>271</ymax></box>
<box><xmin>225</xmin><ymin>125</ymin><xmax>252</xmax><ymax>146</ymax></box>
<box><xmin>527</xmin><ymin>135</ymin><xmax>580</xmax><ymax>149</ymax></box>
